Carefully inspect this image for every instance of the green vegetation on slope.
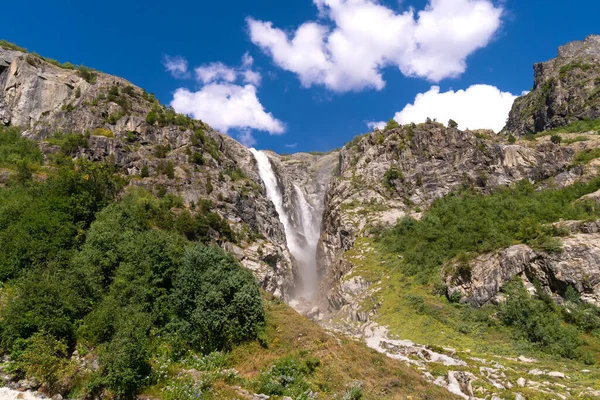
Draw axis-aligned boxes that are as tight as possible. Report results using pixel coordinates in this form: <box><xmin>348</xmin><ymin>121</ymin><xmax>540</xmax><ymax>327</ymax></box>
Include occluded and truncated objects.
<box><xmin>536</xmin><ymin>117</ymin><xmax>600</xmax><ymax>137</ymax></box>
<box><xmin>361</xmin><ymin>177</ymin><xmax>600</xmax><ymax>368</ymax></box>
<box><xmin>379</xmin><ymin>178</ymin><xmax>600</xmax><ymax>282</ymax></box>
<box><xmin>0</xmin><ymin>126</ymin><xmax>262</xmax><ymax>397</ymax></box>
<box><xmin>0</xmin><ymin>126</ymin><xmax>449</xmax><ymax>399</ymax></box>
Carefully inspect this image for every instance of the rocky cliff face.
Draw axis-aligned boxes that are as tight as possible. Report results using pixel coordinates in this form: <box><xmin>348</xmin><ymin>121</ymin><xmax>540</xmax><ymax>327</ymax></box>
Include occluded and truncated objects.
<box><xmin>445</xmin><ymin>219</ymin><xmax>600</xmax><ymax>307</ymax></box>
<box><xmin>317</xmin><ymin>124</ymin><xmax>578</xmax><ymax>313</ymax></box>
<box><xmin>0</xmin><ymin>45</ymin><xmax>300</xmax><ymax>299</ymax></box>
<box><xmin>504</xmin><ymin>35</ymin><xmax>600</xmax><ymax>136</ymax></box>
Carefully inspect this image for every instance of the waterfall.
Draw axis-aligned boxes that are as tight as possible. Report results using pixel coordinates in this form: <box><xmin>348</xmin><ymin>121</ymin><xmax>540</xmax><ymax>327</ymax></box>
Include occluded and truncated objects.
<box><xmin>250</xmin><ymin>148</ymin><xmax>319</xmax><ymax>298</ymax></box>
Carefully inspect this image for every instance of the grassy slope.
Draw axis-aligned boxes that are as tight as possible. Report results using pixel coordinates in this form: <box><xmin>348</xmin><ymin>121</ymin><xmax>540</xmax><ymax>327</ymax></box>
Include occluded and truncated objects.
<box><xmin>343</xmin><ymin>237</ymin><xmax>600</xmax><ymax>399</ymax></box>
<box><xmin>142</xmin><ymin>295</ymin><xmax>456</xmax><ymax>400</ymax></box>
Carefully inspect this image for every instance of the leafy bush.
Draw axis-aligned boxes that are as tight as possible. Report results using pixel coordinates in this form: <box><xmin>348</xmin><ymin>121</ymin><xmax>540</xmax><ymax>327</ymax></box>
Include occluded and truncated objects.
<box><xmin>0</xmin><ymin>268</ymin><xmax>90</xmax><ymax>350</ymax></box>
<box><xmin>448</xmin><ymin>119</ymin><xmax>458</xmax><ymax>129</ymax></box>
<box><xmin>508</xmin><ymin>134</ymin><xmax>516</xmax><ymax>144</ymax></box>
<box><xmin>255</xmin><ymin>355</ymin><xmax>319</xmax><ymax>398</ymax></box>
<box><xmin>574</xmin><ymin>148</ymin><xmax>600</xmax><ymax>165</ymax></box>
<box><xmin>0</xmin><ymin>160</ymin><xmax>124</xmax><ymax>280</ymax></box>
<box><xmin>48</xmin><ymin>132</ymin><xmax>88</xmax><ymax>155</ymax></box>
<box><xmin>154</xmin><ymin>144</ymin><xmax>171</xmax><ymax>158</ymax></box>
<box><xmin>499</xmin><ymin>281</ymin><xmax>581</xmax><ymax>359</ymax></box>
<box><xmin>550</xmin><ymin>134</ymin><xmax>562</xmax><ymax>144</ymax></box>
<box><xmin>166</xmin><ymin>245</ymin><xmax>265</xmax><ymax>354</ymax></box>
<box><xmin>384</xmin><ymin>119</ymin><xmax>400</xmax><ymax>131</ymax></box>
<box><xmin>383</xmin><ymin>167</ymin><xmax>403</xmax><ymax>190</ymax></box>
<box><xmin>14</xmin><ymin>333</ymin><xmax>74</xmax><ymax>390</ymax></box>
<box><xmin>77</xmin><ymin>66</ymin><xmax>97</xmax><ymax>84</ymax></box>
<box><xmin>97</xmin><ymin>310</ymin><xmax>152</xmax><ymax>397</ymax></box>
<box><xmin>224</xmin><ymin>167</ymin><xmax>247</xmax><ymax>181</ymax></box>
<box><xmin>0</xmin><ymin>126</ymin><xmax>43</xmax><ymax>167</ymax></box>
<box><xmin>191</xmin><ymin>151</ymin><xmax>204</xmax><ymax>165</ymax></box>
<box><xmin>140</xmin><ymin>165</ymin><xmax>149</xmax><ymax>178</ymax></box>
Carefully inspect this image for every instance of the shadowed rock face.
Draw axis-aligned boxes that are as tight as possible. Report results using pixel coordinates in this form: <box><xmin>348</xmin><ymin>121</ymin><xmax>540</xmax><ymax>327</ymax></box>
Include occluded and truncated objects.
<box><xmin>504</xmin><ymin>35</ymin><xmax>600</xmax><ymax>136</ymax></box>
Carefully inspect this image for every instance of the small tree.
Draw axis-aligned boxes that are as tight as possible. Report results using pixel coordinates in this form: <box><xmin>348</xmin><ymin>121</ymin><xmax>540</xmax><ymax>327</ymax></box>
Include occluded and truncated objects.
<box><xmin>384</xmin><ymin>119</ymin><xmax>400</xmax><ymax>131</ymax></box>
<box><xmin>448</xmin><ymin>119</ymin><xmax>459</xmax><ymax>129</ymax></box>
<box><xmin>551</xmin><ymin>135</ymin><xmax>562</xmax><ymax>145</ymax></box>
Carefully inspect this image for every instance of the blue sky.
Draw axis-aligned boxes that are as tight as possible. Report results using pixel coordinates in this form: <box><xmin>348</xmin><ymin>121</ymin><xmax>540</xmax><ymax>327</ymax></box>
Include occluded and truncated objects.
<box><xmin>2</xmin><ymin>0</ymin><xmax>598</xmax><ymax>152</ymax></box>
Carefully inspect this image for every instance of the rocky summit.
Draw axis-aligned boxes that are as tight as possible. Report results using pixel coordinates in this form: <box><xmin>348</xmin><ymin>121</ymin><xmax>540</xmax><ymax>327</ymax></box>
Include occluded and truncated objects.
<box><xmin>505</xmin><ymin>35</ymin><xmax>600</xmax><ymax>136</ymax></box>
<box><xmin>2</xmin><ymin>36</ymin><xmax>600</xmax><ymax>400</ymax></box>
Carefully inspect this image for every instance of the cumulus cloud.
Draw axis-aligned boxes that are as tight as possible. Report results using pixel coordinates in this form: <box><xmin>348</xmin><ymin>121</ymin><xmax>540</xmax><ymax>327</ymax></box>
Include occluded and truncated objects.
<box><xmin>169</xmin><ymin>53</ymin><xmax>283</xmax><ymax>137</ymax></box>
<box><xmin>367</xmin><ymin>121</ymin><xmax>386</xmax><ymax>130</ymax></box>
<box><xmin>247</xmin><ymin>0</ymin><xmax>503</xmax><ymax>92</ymax></box>
<box><xmin>195</xmin><ymin>62</ymin><xmax>237</xmax><ymax>84</ymax></box>
<box><xmin>389</xmin><ymin>84</ymin><xmax>518</xmax><ymax>132</ymax></box>
<box><xmin>238</xmin><ymin>130</ymin><xmax>257</xmax><ymax>147</ymax></box>
<box><xmin>171</xmin><ymin>83</ymin><xmax>285</xmax><ymax>135</ymax></box>
<box><xmin>195</xmin><ymin>53</ymin><xmax>262</xmax><ymax>86</ymax></box>
<box><xmin>163</xmin><ymin>55</ymin><xmax>190</xmax><ymax>79</ymax></box>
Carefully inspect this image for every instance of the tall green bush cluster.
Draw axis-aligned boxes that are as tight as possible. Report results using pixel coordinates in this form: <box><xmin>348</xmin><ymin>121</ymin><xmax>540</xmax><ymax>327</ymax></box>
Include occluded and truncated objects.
<box><xmin>0</xmin><ymin>128</ymin><xmax>264</xmax><ymax>397</ymax></box>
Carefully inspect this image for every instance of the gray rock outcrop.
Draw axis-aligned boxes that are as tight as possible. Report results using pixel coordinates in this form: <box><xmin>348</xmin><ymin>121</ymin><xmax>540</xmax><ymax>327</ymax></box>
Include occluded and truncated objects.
<box><xmin>504</xmin><ymin>35</ymin><xmax>600</xmax><ymax>136</ymax></box>
<box><xmin>444</xmin><ymin>222</ymin><xmax>600</xmax><ymax>307</ymax></box>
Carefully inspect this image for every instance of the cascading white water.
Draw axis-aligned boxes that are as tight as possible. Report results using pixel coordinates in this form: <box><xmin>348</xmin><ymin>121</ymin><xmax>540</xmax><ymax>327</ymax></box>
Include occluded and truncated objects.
<box><xmin>293</xmin><ymin>184</ymin><xmax>319</xmax><ymax>292</ymax></box>
<box><xmin>250</xmin><ymin>148</ymin><xmax>320</xmax><ymax>298</ymax></box>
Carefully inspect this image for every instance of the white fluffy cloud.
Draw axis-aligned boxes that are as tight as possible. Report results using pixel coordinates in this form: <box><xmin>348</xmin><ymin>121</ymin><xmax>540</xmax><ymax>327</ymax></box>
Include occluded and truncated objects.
<box><xmin>373</xmin><ymin>84</ymin><xmax>518</xmax><ymax>132</ymax></box>
<box><xmin>195</xmin><ymin>62</ymin><xmax>237</xmax><ymax>84</ymax></box>
<box><xmin>171</xmin><ymin>83</ymin><xmax>284</xmax><ymax>134</ymax></box>
<box><xmin>170</xmin><ymin>54</ymin><xmax>283</xmax><ymax>137</ymax></box>
<box><xmin>248</xmin><ymin>0</ymin><xmax>503</xmax><ymax>92</ymax></box>
<box><xmin>195</xmin><ymin>52</ymin><xmax>262</xmax><ymax>86</ymax></box>
<box><xmin>367</xmin><ymin>121</ymin><xmax>386</xmax><ymax>130</ymax></box>
<box><xmin>163</xmin><ymin>55</ymin><xmax>190</xmax><ymax>79</ymax></box>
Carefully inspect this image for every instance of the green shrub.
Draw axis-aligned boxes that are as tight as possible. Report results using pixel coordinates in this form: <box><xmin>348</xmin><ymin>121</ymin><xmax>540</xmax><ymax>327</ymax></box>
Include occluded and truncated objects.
<box><xmin>448</xmin><ymin>119</ymin><xmax>459</xmax><ymax>129</ymax></box>
<box><xmin>224</xmin><ymin>167</ymin><xmax>247</xmax><ymax>181</ymax></box>
<box><xmin>499</xmin><ymin>281</ymin><xmax>581</xmax><ymax>358</ymax></box>
<box><xmin>98</xmin><ymin>310</ymin><xmax>152</xmax><ymax>397</ymax></box>
<box><xmin>343</xmin><ymin>383</ymin><xmax>363</xmax><ymax>400</ymax></box>
<box><xmin>15</xmin><ymin>333</ymin><xmax>74</xmax><ymax>390</ymax></box>
<box><xmin>574</xmin><ymin>148</ymin><xmax>600</xmax><ymax>165</ymax></box>
<box><xmin>154</xmin><ymin>144</ymin><xmax>171</xmax><ymax>158</ymax></box>
<box><xmin>0</xmin><ymin>268</ymin><xmax>89</xmax><ymax>349</ymax></box>
<box><xmin>166</xmin><ymin>245</ymin><xmax>265</xmax><ymax>354</ymax></box>
<box><xmin>48</xmin><ymin>132</ymin><xmax>88</xmax><ymax>155</ymax></box>
<box><xmin>550</xmin><ymin>134</ymin><xmax>562</xmax><ymax>144</ymax></box>
<box><xmin>255</xmin><ymin>355</ymin><xmax>319</xmax><ymax>398</ymax></box>
<box><xmin>77</xmin><ymin>66</ymin><xmax>97</xmax><ymax>84</ymax></box>
<box><xmin>122</xmin><ymin>85</ymin><xmax>136</xmax><ymax>97</ymax></box>
<box><xmin>0</xmin><ymin>160</ymin><xmax>124</xmax><ymax>281</ymax></box>
<box><xmin>508</xmin><ymin>134</ymin><xmax>516</xmax><ymax>144</ymax></box>
<box><xmin>140</xmin><ymin>165</ymin><xmax>149</xmax><ymax>178</ymax></box>
<box><xmin>0</xmin><ymin>126</ymin><xmax>43</xmax><ymax>167</ymax></box>
<box><xmin>383</xmin><ymin>167</ymin><xmax>403</xmax><ymax>190</ymax></box>
<box><xmin>146</xmin><ymin>111</ymin><xmax>158</xmax><ymax>125</ymax></box>
<box><xmin>191</xmin><ymin>152</ymin><xmax>204</xmax><ymax>165</ymax></box>
<box><xmin>384</xmin><ymin>119</ymin><xmax>400</xmax><ymax>131</ymax></box>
